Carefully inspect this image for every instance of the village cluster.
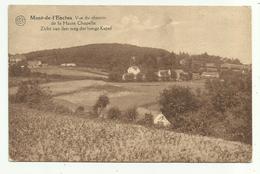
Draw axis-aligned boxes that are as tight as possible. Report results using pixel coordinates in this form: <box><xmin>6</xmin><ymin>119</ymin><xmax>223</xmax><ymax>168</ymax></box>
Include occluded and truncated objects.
<box><xmin>9</xmin><ymin>54</ymin><xmax>251</xmax><ymax>82</ymax></box>
<box><xmin>121</xmin><ymin>56</ymin><xmax>251</xmax><ymax>82</ymax></box>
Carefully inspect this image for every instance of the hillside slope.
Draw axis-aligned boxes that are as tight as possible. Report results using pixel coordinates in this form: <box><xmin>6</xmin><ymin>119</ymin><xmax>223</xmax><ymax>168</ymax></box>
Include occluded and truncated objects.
<box><xmin>24</xmin><ymin>43</ymin><xmax>170</xmax><ymax>70</ymax></box>
<box><xmin>9</xmin><ymin>104</ymin><xmax>252</xmax><ymax>162</ymax></box>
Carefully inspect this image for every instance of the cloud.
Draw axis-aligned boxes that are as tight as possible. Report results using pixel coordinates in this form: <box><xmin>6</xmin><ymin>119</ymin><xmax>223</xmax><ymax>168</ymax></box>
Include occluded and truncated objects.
<box><xmin>116</xmin><ymin>15</ymin><xmax>184</xmax><ymax>32</ymax></box>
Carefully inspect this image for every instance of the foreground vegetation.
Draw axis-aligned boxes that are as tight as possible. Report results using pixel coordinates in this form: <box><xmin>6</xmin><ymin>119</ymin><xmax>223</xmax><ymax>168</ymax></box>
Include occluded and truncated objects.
<box><xmin>9</xmin><ymin>104</ymin><xmax>251</xmax><ymax>162</ymax></box>
<box><xmin>160</xmin><ymin>71</ymin><xmax>252</xmax><ymax>144</ymax></box>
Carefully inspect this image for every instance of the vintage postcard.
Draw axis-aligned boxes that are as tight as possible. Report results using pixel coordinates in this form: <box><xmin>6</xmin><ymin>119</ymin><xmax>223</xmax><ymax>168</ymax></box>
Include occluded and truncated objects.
<box><xmin>8</xmin><ymin>5</ymin><xmax>252</xmax><ymax>162</ymax></box>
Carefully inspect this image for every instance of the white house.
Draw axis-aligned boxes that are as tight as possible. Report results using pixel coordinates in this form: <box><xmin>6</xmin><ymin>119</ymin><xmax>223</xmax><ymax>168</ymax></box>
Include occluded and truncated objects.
<box><xmin>136</xmin><ymin>107</ymin><xmax>171</xmax><ymax>127</ymax></box>
<box><xmin>153</xmin><ymin>113</ymin><xmax>171</xmax><ymax>127</ymax></box>
<box><xmin>157</xmin><ymin>69</ymin><xmax>171</xmax><ymax>80</ymax></box>
<box><xmin>127</xmin><ymin>66</ymin><xmax>140</xmax><ymax>76</ymax></box>
<box><xmin>174</xmin><ymin>69</ymin><xmax>185</xmax><ymax>81</ymax></box>
<box><xmin>9</xmin><ymin>54</ymin><xmax>26</xmax><ymax>65</ymax></box>
<box><xmin>27</xmin><ymin>60</ymin><xmax>42</xmax><ymax>68</ymax></box>
<box><xmin>61</xmin><ymin>63</ymin><xmax>76</xmax><ymax>67</ymax></box>
<box><xmin>122</xmin><ymin>66</ymin><xmax>141</xmax><ymax>81</ymax></box>
<box><xmin>201</xmin><ymin>71</ymin><xmax>219</xmax><ymax>79</ymax></box>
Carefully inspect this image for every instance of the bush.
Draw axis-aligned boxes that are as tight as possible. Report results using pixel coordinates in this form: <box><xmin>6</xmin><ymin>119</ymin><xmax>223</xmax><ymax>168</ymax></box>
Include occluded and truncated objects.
<box><xmin>170</xmin><ymin>70</ymin><xmax>177</xmax><ymax>81</ymax></box>
<box><xmin>9</xmin><ymin>64</ymin><xmax>31</xmax><ymax>77</ymax></box>
<box><xmin>75</xmin><ymin>106</ymin><xmax>85</xmax><ymax>114</ymax></box>
<box><xmin>205</xmin><ymin>72</ymin><xmax>251</xmax><ymax>113</ymax></box>
<box><xmin>124</xmin><ymin>73</ymin><xmax>135</xmax><ymax>81</ymax></box>
<box><xmin>159</xmin><ymin>86</ymin><xmax>200</xmax><ymax>123</ymax></box>
<box><xmin>108</xmin><ymin>71</ymin><xmax>122</xmax><ymax>82</ymax></box>
<box><xmin>136</xmin><ymin>73</ymin><xmax>145</xmax><ymax>82</ymax></box>
<box><xmin>138</xmin><ymin>113</ymin><xmax>154</xmax><ymax>125</ymax></box>
<box><xmin>145</xmin><ymin>70</ymin><xmax>158</xmax><ymax>82</ymax></box>
<box><xmin>180</xmin><ymin>72</ymin><xmax>192</xmax><ymax>81</ymax></box>
<box><xmin>93</xmin><ymin>95</ymin><xmax>110</xmax><ymax>116</ymax></box>
<box><xmin>174</xmin><ymin>103</ymin><xmax>223</xmax><ymax>135</ymax></box>
<box><xmin>124</xmin><ymin>107</ymin><xmax>137</xmax><ymax>122</ymax></box>
<box><xmin>107</xmin><ymin>107</ymin><xmax>121</xmax><ymax>120</ymax></box>
<box><xmin>14</xmin><ymin>80</ymin><xmax>51</xmax><ymax>106</ymax></box>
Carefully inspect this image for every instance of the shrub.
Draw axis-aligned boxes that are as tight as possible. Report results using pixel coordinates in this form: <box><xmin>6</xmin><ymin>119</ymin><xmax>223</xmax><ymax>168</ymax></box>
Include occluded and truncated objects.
<box><xmin>205</xmin><ymin>72</ymin><xmax>251</xmax><ymax>113</ymax></box>
<box><xmin>93</xmin><ymin>95</ymin><xmax>110</xmax><ymax>116</ymax></box>
<box><xmin>124</xmin><ymin>107</ymin><xmax>137</xmax><ymax>122</ymax></box>
<box><xmin>75</xmin><ymin>106</ymin><xmax>85</xmax><ymax>114</ymax></box>
<box><xmin>124</xmin><ymin>73</ymin><xmax>135</xmax><ymax>81</ymax></box>
<box><xmin>14</xmin><ymin>80</ymin><xmax>51</xmax><ymax>106</ymax></box>
<box><xmin>174</xmin><ymin>103</ymin><xmax>223</xmax><ymax>135</ymax></box>
<box><xmin>108</xmin><ymin>71</ymin><xmax>122</xmax><ymax>82</ymax></box>
<box><xmin>180</xmin><ymin>72</ymin><xmax>192</xmax><ymax>81</ymax></box>
<box><xmin>107</xmin><ymin>107</ymin><xmax>121</xmax><ymax>120</ymax></box>
<box><xmin>9</xmin><ymin>64</ymin><xmax>31</xmax><ymax>77</ymax></box>
<box><xmin>159</xmin><ymin>86</ymin><xmax>200</xmax><ymax>123</ymax></box>
<box><xmin>138</xmin><ymin>113</ymin><xmax>154</xmax><ymax>125</ymax></box>
<box><xmin>52</xmin><ymin>104</ymin><xmax>73</xmax><ymax>115</ymax></box>
<box><xmin>170</xmin><ymin>70</ymin><xmax>177</xmax><ymax>81</ymax></box>
<box><xmin>145</xmin><ymin>70</ymin><xmax>158</xmax><ymax>82</ymax></box>
<box><xmin>195</xmin><ymin>87</ymin><xmax>202</xmax><ymax>97</ymax></box>
<box><xmin>160</xmin><ymin>76</ymin><xmax>170</xmax><ymax>81</ymax></box>
<box><xmin>136</xmin><ymin>73</ymin><xmax>145</xmax><ymax>82</ymax></box>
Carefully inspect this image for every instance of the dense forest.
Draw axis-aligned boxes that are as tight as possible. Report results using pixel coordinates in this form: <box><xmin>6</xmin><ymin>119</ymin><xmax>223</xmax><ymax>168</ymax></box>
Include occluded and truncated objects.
<box><xmin>15</xmin><ymin>43</ymin><xmax>242</xmax><ymax>72</ymax></box>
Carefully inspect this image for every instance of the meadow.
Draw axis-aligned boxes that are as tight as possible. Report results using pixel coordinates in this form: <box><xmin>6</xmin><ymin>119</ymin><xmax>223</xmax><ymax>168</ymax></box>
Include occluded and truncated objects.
<box><xmin>31</xmin><ymin>66</ymin><xmax>108</xmax><ymax>79</ymax></box>
<box><xmin>50</xmin><ymin>79</ymin><xmax>205</xmax><ymax>111</ymax></box>
<box><xmin>9</xmin><ymin>104</ymin><xmax>252</xmax><ymax>162</ymax></box>
<box><xmin>9</xmin><ymin>65</ymin><xmax>205</xmax><ymax>112</ymax></box>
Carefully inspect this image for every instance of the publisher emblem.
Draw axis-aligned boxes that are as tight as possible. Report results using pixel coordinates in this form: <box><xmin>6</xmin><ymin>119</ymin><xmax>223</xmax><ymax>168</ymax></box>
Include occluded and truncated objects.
<box><xmin>15</xmin><ymin>15</ymin><xmax>26</xmax><ymax>26</ymax></box>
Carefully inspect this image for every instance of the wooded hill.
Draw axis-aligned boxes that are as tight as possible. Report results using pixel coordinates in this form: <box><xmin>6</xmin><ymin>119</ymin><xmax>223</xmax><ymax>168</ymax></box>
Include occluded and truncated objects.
<box><xmin>19</xmin><ymin>43</ymin><xmax>242</xmax><ymax>72</ymax></box>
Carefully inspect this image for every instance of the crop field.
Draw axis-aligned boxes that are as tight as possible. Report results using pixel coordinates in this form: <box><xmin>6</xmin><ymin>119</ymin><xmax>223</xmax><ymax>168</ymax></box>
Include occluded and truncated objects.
<box><xmin>9</xmin><ymin>104</ymin><xmax>252</xmax><ymax>162</ymax></box>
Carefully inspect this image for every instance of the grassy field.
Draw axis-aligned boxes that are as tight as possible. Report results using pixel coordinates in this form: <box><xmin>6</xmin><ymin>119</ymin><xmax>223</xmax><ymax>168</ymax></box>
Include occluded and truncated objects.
<box><xmin>32</xmin><ymin>66</ymin><xmax>108</xmax><ymax>79</ymax></box>
<box><xmin>9</xmin><ymin>65</ymin><xmax>205</xmax><ymax>112</ymax></box>
<box><xmin>51</xmin><ymin>79</ymin><xmax>205</xmax><ymax>111</ymax></box>
<box><xmin>9</xmin><ymin>104</ymin><xmax>252</xmax><ymax>162</ymax></box>
<box><xmin>9</xmin><ymin>78</ymin><xmax>205</xmax><ymax>112</ymax></box>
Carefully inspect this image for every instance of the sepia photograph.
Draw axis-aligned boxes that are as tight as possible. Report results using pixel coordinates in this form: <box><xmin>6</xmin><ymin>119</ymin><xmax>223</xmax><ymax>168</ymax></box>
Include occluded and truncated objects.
<box><xmin>8</xmin><ymin>5</ymin><xmax>252</xmax><ymax>162</ymax></box>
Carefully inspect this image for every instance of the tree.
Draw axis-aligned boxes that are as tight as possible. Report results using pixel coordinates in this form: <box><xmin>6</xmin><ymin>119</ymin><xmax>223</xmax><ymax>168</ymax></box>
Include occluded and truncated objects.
<box><xmin>170</xmin><ymin>69</ymin><xmax>177</xmax><ymax>81</ymax></box>
<box><xmin>136</xmin><ymin>73</ymin><xmax>145</xmax><ymax>82</ymax></box>
<box><xmin>93</xmin><ymin>95</ymin><xmax>110</xmax><ymax>116</ymax></box>
<box><xmin>15</xmin><ymin>80</ymin><xmax>51</xmax><ymax>106</ymax></box>
<box><xmin>123</xmin><ymin>73</ymin><xmax>135</xmax><ymax>81</ymax></box>
<box><xmin>159</xmin><ymin>86</ymin><xmax>199</xmax><ymax>123</ymax></box>
<box><xmin>9</xmin><ymin>64</ymin><xmax>31</xmax><ymax>77</ymax></box>
<box><xmin>108</xmin><ymin>71</ymin><xmax>122</xmax><ymax>82</ymax></box>
<box><xmin>145</xmin><ymin>69</ymin><xmax>157</xmax><ymax>82</ymax></box>
<box><xmin>107</xmin><ymin>107</ymin><xmax>121</xmax><ymax>119</ymax></box>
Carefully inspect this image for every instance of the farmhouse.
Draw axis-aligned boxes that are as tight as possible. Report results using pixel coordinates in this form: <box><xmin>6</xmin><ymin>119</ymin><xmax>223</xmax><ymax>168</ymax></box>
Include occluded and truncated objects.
<box><xmin>174</xmin><ymin>69</ymin><xmax>185</xmax><ymax>81</ymax></box>
<box><xmin>60</xmin><ymin>63</ymin><xmax>77</xmax><ymax>67</ymax></box>
<box><xmin>220</xmin><ymin>63</ymin><xmax>246</xmax><ymax>72</ymax></box>
<box><xmin>122</xmin><ymin>66</ymin><xmax>141</xmax><ymax>81</ymax></box>
<box><xmin>9</xmin><ymin>54</ymin><xmax>26</xmax><ymax>65</ymax></box>
<box><xmin>27</xmin><ymin>60</ymin><xmax>42</xmax><ymax>68</ymax></box>
<box><xmin>201</xmin><ymin>71</ymin><xmax>219</xmax><ymax>79</ymax></box>
<box><xmin>192</xmin><ymin>73</ymin><xmax>201</xmax><ymax>80</ymax></box>
<box><xmin>179</xmin><ymin>59</ymin><xmax>186</xmax><ymax>65</ymax></box>
<box><xmin>191</xmin><ymin>59</ymin><xmax>205</xmax><ymax>72</ymax></box>
<box><xmin>128</xmin><ymin>66</ymin><xmax>140</xmax><ymax>75</ymax></box>
<box><xmin>156</xmin><ymin>69</ymin><xmax>171</xmax><ymax>81</ymax></box>
<box><xmin>136</xmin><ymin>107</ymin><xmax>171</xmax><ymax>127</ymax></box>
<box><xmin>154</xmin><ymin>113</ymin><xmax>171</xmax><ymax>127</ymax></box>
<box><xmin>205</xmin><ymin>63</ymin><xmax>218</xmax><ymax>72</ymax></box>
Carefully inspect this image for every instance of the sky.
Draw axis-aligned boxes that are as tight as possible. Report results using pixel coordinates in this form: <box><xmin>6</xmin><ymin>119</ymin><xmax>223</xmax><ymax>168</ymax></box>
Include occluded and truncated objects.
<box><xmin>9</xmin><ymin>6</ymin><xmax>251</xmax><ymax>63</ymax></box>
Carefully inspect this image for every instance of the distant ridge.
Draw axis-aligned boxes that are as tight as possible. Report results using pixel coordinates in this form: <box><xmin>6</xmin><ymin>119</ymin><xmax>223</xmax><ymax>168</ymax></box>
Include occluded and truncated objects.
<box><xmin>23</xmin><ymin>43</ymin><xmax>171</xmax><ymax>70</ymax></box>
